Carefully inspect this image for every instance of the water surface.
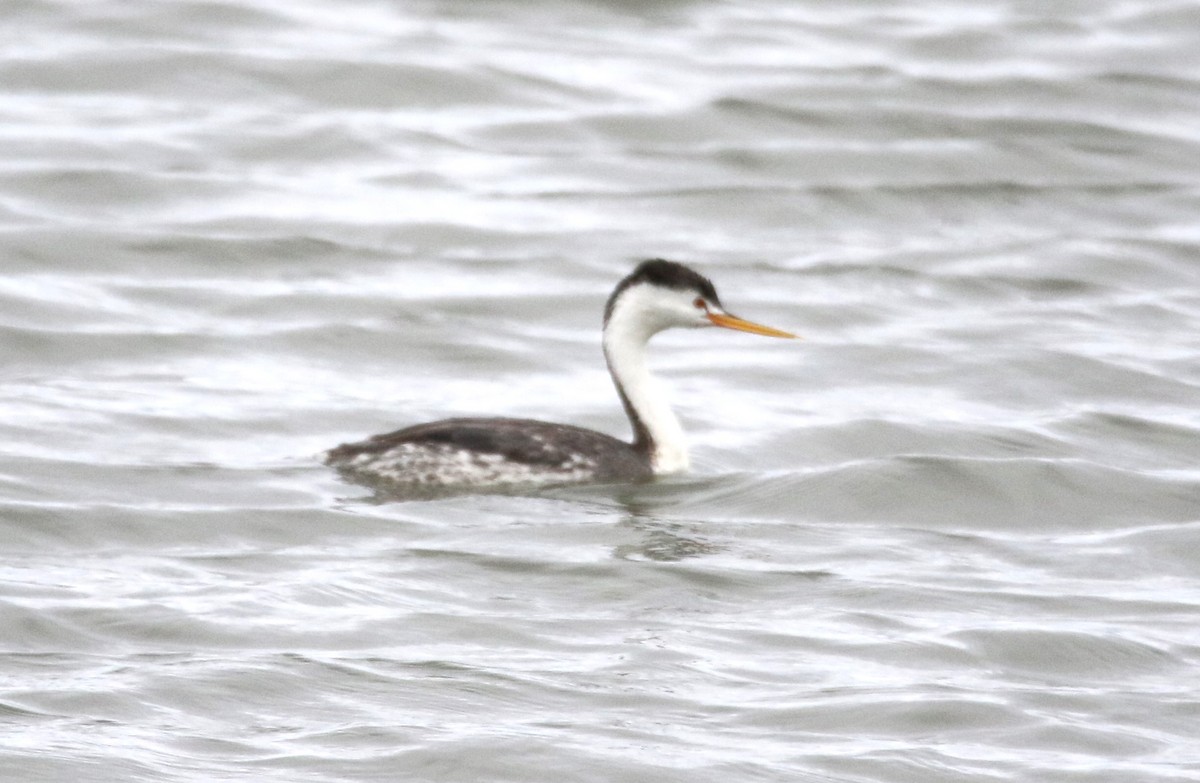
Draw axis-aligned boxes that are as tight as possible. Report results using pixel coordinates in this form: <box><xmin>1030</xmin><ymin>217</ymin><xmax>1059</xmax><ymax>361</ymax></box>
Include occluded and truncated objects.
<box><xmin>2</xmin><ymin>1</ymin><xmax>1199</xmax><ymax>781</ymax></box>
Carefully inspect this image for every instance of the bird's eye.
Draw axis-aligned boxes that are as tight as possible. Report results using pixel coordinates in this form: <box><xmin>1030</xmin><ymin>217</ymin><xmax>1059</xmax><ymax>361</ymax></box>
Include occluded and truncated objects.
<box><xmin>693</xmin><ymin>297</ymin><xmax>707</xmax><ymax>310</ymax></box>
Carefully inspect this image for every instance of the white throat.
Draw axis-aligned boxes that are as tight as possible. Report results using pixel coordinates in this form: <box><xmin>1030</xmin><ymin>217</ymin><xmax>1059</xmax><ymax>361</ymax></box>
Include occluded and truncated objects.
<box><xmin>602</xmin><ymin>290</ymin><xmax>690</xmax><ymax>474</ymax></box>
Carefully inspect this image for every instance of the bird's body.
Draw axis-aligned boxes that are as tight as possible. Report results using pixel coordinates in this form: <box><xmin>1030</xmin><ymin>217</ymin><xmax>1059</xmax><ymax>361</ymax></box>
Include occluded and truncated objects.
<box><xmin>326</xmin><ymin>260</ymin><xmax>793</xmax><ymax>492</ymax></box>
<box><xmin>326</xmin><ymin>417</ymin><xmax>652</xmax><ymax>488</ymax></box>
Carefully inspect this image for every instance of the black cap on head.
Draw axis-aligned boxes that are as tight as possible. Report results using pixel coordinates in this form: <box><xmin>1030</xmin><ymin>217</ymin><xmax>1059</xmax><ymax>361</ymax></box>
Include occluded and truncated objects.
<box><xmin>604</xmin><ymin>259</ymin><xmax>721</xmax><ymax>324</ymax></box>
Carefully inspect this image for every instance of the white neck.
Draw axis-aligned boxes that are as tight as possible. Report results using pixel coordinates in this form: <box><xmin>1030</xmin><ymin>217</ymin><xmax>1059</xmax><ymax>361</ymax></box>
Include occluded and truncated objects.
<box><xmin>602</xmin><ymin>301</ymin><xmax>689</xmax><ymax>474</ymax></box>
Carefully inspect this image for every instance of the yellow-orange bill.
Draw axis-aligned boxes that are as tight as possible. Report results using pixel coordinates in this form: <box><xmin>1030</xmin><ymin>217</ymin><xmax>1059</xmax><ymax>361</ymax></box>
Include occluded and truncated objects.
<box><xmin>707</xmin><ymin>311</ymin><xmax>797</xmax><ymax>339</ymax></box>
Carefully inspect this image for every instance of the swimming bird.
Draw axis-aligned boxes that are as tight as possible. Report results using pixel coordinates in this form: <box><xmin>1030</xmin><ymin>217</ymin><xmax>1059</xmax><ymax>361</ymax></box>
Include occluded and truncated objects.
<box><xmin>326</xmin><ymin>259</ymin><xmax>794</xmax><ymax>491</ymax></box>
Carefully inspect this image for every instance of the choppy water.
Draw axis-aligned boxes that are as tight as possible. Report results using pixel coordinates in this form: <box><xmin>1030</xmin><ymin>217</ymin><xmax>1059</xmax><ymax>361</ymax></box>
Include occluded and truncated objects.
<box><xmin>3</xmin><ymin>1</ymin><xmax>1200</xmax><ymax>781</ymax></box>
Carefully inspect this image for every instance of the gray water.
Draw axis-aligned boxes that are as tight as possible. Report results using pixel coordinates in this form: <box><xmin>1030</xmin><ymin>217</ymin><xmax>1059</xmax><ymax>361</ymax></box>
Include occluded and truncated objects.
<box><xmin>2</xmin><ymin>1</ymin><xmax>1200</xmax><ymax>781</ymax></box>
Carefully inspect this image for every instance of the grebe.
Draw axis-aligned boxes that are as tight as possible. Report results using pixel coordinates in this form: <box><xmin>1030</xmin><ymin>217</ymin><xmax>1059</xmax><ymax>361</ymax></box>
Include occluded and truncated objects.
<box><xmin>326</xmin><ymin>259</ymin><xmax>794</xmax><ymax>491</ymax></box>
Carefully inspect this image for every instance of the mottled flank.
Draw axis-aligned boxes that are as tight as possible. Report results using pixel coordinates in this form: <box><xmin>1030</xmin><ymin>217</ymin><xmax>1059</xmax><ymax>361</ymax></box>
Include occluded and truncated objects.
<box><xmin>325</xmin><ymin>417</ymin><xmax>652</xmax><ymax>490</ymax></box>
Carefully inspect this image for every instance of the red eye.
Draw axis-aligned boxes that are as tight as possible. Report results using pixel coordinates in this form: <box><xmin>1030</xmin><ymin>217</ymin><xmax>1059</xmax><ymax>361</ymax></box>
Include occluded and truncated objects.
<box><xmin>693</xmin><ymin>297</ymin><xmax>706</xmax><ymax>310</ymax></box>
